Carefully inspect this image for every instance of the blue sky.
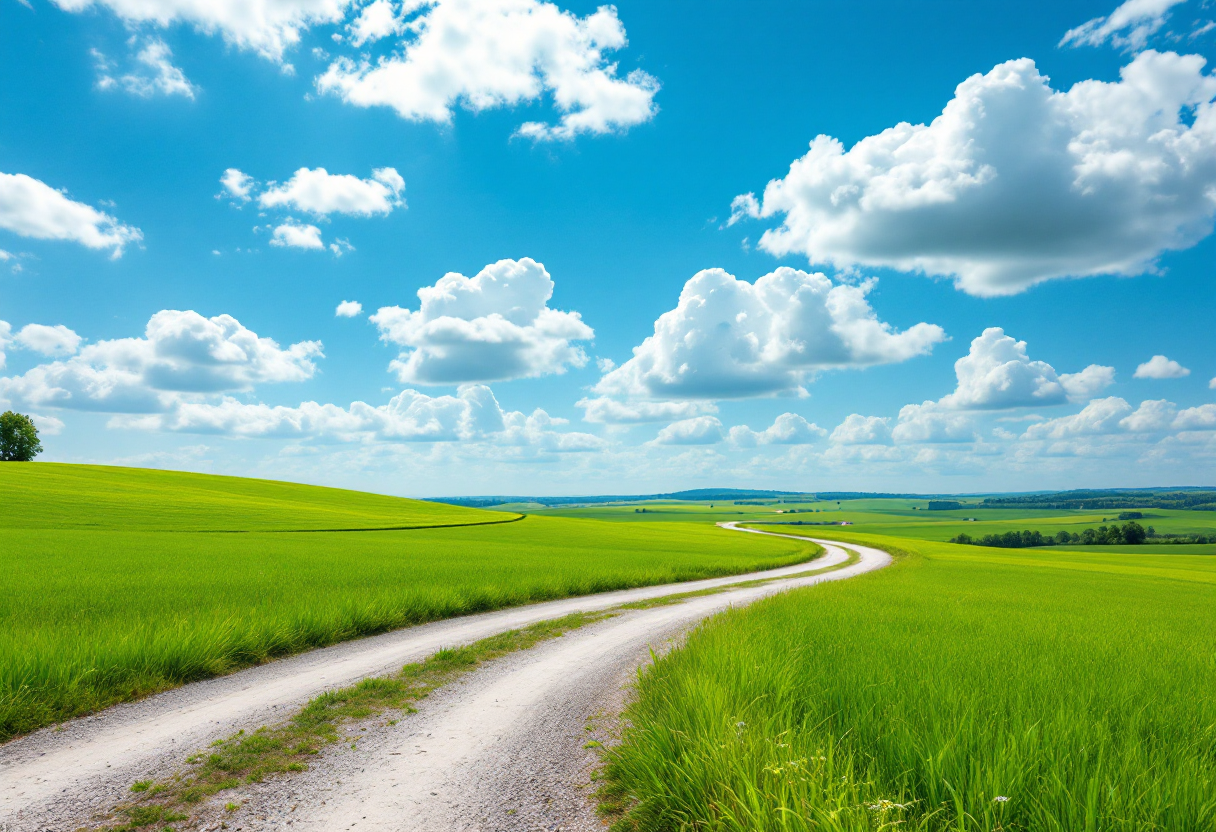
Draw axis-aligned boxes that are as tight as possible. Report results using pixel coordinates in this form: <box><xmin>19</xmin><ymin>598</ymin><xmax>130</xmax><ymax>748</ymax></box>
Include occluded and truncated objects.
<box><xmin>2</xmin><ymin>0</ymin><xmax>1214</xmax><ymax>496</ymax></box>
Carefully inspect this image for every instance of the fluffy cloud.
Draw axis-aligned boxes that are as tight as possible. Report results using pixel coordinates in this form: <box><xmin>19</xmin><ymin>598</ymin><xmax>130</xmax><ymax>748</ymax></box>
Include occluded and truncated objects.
<box><xmin>1134</xmin><ymin>354</ymin><xmax>1190</xmax><ymax>378</ymax></box>
<box><xmin>651</xmin><ymin>416</ymin><xmax>724</xmax><ymax>446</ymax></box>
<box><xmin>729</xmin><ymin>413</ymin><xmax>825</xmax><ymax>447</ymax></box>
<box><xmin>576</xmin><ymin>397</ymin><xmax>713</xmax><ymax>425</ymax></box>
<box><xmin>335</xmin><ymin>300</ymin><xmax>363</xmax><ymax>318</ymax></box>
<box><xmin>316</xmin><ymin>0</ymin><xmax>659</xmax><ymax>140</ymax></box>
<box><xmin>15</xmin><ymin>324</ymin><xmax>82</xmax><ymax>358</ymax></box>
<box><xmin>1174</xmin><ymin>403</ymin><xmax>1216</xmax><ymax>430</ymax></box>
<box><xmin>258</xmin><ymin>167</ymin><xmax>405</xmax><ymax>216</ymax></box>
<box><xmin>270</xmin><ymin>220</ymin><xmax>325</xmax><ymax>250</ymax></box>
<box><xmin>830</xmin><ymin>414</ymin><xmax>892</xmax><ymax>445</ymax></box>
<box><xmin>1061</xmin><ymin>0</ymin><xmax>1187</xmax><ymax>51</ymax></box>
<box><xmin>1024</xmin><ymin>395</ymin><xmax>1216</xmax><ymax>441</ymax></box>
<box><xmin>371</xmin><ymin>258</ymin><xmax>593</xmax><ymax>384</ymax></box>
<box><xmin>732</xmin><ymin>51</ymin><xmax>1216</xmax><ymax>295</ymax></box>
<box><xmin>51</xmin><ymin>0</ymin><xmax>356</xmax><ymax>62</ymax></box>
<box><xmin>1118</xmin><ymin>398</ymin><xmax>1178</xmax><ymax>431</ymax></box>
<box><xmin>594</xmin><ymin>268</ymin><xmax>945</xmax><ymax>401</ymax></box>
<box><xmin>938</xmin><ymin>328</ymin><xmax>1113</xmax><ymax>410</ymax></box>
<box><xmin>891</xmin><ymin>402</ymin><xmax>977</xmax><ymax>443</ymax></box>
<box><xmin>220</xmin><ymin>168</ymin><xmax>255</xmax><ymax>201</ymax></box>
<box><xmin>119</xmin><ymin>384</ymin><xmax>604</xmax><ymax>451</ymax></box>
<box><xmin>0</xmin><ymin>171</ymin><xmax>141</xmax><ymax>257</ymax></box>
<box><xmin>0</xmin><ymin>321</ymin><xmax>10</xmax><ymax>370</ymax></box>
<box><xmin>95</xmin><ymin>37</ymin><xmax>196</xmax><ymax>99</ymax></box>
<box><xmin>0</xmin><ymin>311</ymin><xmax>321</xmax><ymax>413</ymax></box>
<box><xmin>347</xmin><ymin>0</ymin><xmax>397</xmax><ymax>46</ymax></box>
<box><xmin>1024</xmin><ymin>397</ymin><xmax>1135</xmax><ymax>440</ymax></box>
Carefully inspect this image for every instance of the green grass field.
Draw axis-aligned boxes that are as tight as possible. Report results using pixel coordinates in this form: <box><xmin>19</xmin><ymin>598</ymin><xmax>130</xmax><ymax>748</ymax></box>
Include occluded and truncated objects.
<box><xmin>599</xmin><ymin>530</ymin><xmax>1216</xmax><ymax>831</ymax></box>
<box><xmin>0</xmin><ymin>465</ymin><xmax>818</xmax><ymax>742</ymax></box>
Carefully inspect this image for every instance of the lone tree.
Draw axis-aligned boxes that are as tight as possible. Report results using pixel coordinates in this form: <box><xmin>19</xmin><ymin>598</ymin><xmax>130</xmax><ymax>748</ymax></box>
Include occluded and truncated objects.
<box><xmin>0</xmin><ymin>411</ymin><xmax>42</xmax><ymax>461</ymax></box>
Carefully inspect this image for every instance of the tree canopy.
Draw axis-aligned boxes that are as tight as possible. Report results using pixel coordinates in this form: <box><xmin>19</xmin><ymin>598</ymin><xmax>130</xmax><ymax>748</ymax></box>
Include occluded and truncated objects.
<box><xmin>0</xmin><ymin>411</ymin><xmax>43</xmax><ymax>462</ymax></box>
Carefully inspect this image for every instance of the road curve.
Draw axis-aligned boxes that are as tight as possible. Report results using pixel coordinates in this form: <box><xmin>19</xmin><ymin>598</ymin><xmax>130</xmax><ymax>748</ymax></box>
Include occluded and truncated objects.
<box><xmin>1</xmin><ymin>527</ymin><xmax>890</xmax><ymax>831</ymax></box>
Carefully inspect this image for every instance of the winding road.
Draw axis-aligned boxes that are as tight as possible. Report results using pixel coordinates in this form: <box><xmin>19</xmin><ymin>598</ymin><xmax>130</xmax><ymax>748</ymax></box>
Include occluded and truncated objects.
<box><xmin>0</xmin><ymin>526</ymin><xmax>890</xmax><ymax>831</ymax></box>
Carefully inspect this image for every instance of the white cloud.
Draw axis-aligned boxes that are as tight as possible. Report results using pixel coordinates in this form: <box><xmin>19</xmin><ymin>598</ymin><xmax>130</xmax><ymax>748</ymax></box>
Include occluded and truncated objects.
<box><xmin>96</xmin><ymin>37</ymin><xmax>196</xmax><ymax>99</ymax></box>
<box><xmin>576</xmin><ymin>397</ymin><xmax>713</xmax><ymax>425</ymax></box>
<box><xmin>347</xmin><ymin>0</ymin><xmax>398</xmax><ymax>46</ymax></box>
<box><xmin>220</xmin><ymin>168</ymin><xmax>255</xmax><ymax>201</ymax></box>
<box><xmin>830</xmin><ymin>414</ymin><xmax>892</xmax><ymax>445</ymax></box>
<box><xmin>728</xmin><ymin>412</ymin><xmax>825</xmax><ymax>447</ymax></box>
<box><xmin>335</xmin><ymin>300</ymin><xmax>363</xmax><ymax>318</ymax></box>
<box><xmin>52</xmin><ymin>0</ymin><xmax>356</xmax><ymax>63</ymax></box>
<box><xmin>1118</xmin><ymin>398</ymin><xmax>1178</xmax><ymax>431</ymax></box>
<box><xmin>1024</xmin><ymin>397</ymin><xmax>1135</xmax><ymax>440</ymax></box>
<box><xmin>1210</xmin><ymin>376</ymin><xmax>1216</xmax><ymax>389</ymax></box>
<box><xmin>116</xmin><ymin>383</ymin><xmax>605</xmax><ymax>451</ymax></box>
<box><xmin>1061</xmin><ymin>0</ymin><xmax>1187</xmax><ymax>51</ymax></box>
<box><xmin>735</xmin><ymin>51</ymin><xmax>1216</xmax><ymax>296</ymax></box>
<box><xmin>316</xmin><ymin>0</ymin><xmax>659</xmax><ymax>140</ymax></box>
<box><xmin>0</xmin><ymin>310</ymin><xmax>321</xmax><ymax>413</ymax></box>
<box><xmin>258</xmin><ymin>167</ymin><xmax>405</xmax><ymax>216</ymax></box>
<box><xmin>1134</xmin><ymin>354</ymin><xmax>1190</xmax><ymax>378</ymax></box>
<box><xmin>1174</xmin><ymin>403</ymin><xmax>1216</xmax><ymax>430</ymax></box>
<box><xmin>938</xmin><ymin>328</ymin><xmax>1112</xmax><ymax>410</ymax></box>
<box><xmin>651</xmin><ymin>416</ymin><xmax>724</xmax><ymax>446</ymax></box>
<box><xmin>0</xmin><ymin>171</ymin><xmax>141</xmax><ymax>257</ymax></box>
<box><xmin>0</xmin><ymin>321</ymin><xmax>11</xmax><ymax>370</ymax></box>
<box><xmin>270</xmin><ymin>220</ymin><xmax>325</xmax><ymax>250</ymax></box>
<box><xmin>891</xmin><ymin>402</ymin><xmax>977</xmax><ymax>443</ymax></box>
<box><xmin>1060</xmin><ymin>364</ymin><xmax>1117</xmax><ymax>401</ymax></box>
<box><xmin>370</xmin><ymin>258</ymin><xmax>593</xmax><ymax>384</ymax></box>
<box><xmin>15</xmin><ymin>324</ymin><xmax>82</xmax><ymax>357</ymax></box>
<box><xmin>28</xmin><ymin>412</ymin><xmax>65</xmax><ymax>436</ymax></box>
<box><xmin>593</xmin><ymin>268</ymin><xmax>945</xmax><ymax>401</ymax></box>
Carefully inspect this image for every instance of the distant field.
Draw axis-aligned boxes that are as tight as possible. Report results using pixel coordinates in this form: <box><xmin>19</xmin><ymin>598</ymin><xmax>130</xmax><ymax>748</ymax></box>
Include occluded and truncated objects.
<box><xmin>601</xmin><ymin>531</ymin><xmax>1216</xmax><ymax>831</ymax></box>
<box><xmin>0</xmin><ymin>466</ymin><xmax>817</xmax><ymax>741</ymax></box>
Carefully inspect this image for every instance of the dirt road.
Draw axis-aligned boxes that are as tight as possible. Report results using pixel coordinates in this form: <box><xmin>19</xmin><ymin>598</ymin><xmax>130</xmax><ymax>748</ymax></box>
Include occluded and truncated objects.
<box><xmin>1</xmin><ymin>527</ymin><xmax>890</xmax><ymax>831</ymax></box>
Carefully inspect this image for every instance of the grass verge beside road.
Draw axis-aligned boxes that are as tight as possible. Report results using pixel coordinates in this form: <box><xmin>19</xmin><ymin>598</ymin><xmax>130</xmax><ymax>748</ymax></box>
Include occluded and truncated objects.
<box><xmin>598</xmin><ymin>533</ymin><xmax>1216</xmax><ymax>831</ymax></box>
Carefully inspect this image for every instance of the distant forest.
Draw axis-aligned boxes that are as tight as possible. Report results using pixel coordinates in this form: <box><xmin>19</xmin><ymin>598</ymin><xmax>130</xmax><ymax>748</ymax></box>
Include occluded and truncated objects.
<box><xmin>981</xmin><ymin>489</ymin><xmax>1216</xmax><ymax>511</ymax></box>
<box><xmin>952</xmin><ymin>521</ymin><xmax>1216</xmax><ymax>548</ymax></box>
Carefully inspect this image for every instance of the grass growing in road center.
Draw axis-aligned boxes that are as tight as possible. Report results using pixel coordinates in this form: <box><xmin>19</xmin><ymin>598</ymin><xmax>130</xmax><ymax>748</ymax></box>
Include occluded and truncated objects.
<box><xmin>598</xmin><ymin>533</ymin><xmax>1216</xmax><ymax>831</ymax></box>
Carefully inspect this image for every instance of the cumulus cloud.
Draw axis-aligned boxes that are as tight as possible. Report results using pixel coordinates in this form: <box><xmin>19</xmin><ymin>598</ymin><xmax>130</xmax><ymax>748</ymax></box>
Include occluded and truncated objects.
<box><xmin>576</xmin><ymin>397</ymin><xmax>713</xmax><ymax>425</ymax></box>
<box><xmin>1134</xmin><ymin>354</ymin><xmax>1190</xmax><ymax>378</ymax></box>
<box><xmin>830</xmin><ymin>414</ymin><xmax>892</xmax><ymax>445</ymax></box>
<box><xmin>938</xmin><ymin>328</ymin><xmax>1113</xmax><ymax>410</ymax></box>
<box><xmin>258</xmin><ymin>167</ymin><xmax>405</xmax><ymax>216</ymax></box>
<box><xmin>347</xmin><ymin>0</ymin><xmax>397</xmax><ymax>45</ymax></box>
<box><xmin>0</xmin><ymin>321</ymin><xmax>10</xmax><ymax>370</ymax></box>
<box><xmin>51</xmin><ymin>0</ymin><xmax>356</xmax><ymax>63</ymax></box>
<box><xmin>95</xmin><ymin>37</ymin><xmax>196</xmax><ymax>99</ymax></box>
<box><xmin>891</xmin><ymin>402</ymin><xmax>977</xmax><ymax>443</ymax></box>
<box><xmin>220</xmin><ymin>168</ymin><xmax>255</xmax><ymax>201</ymax></box>
<box><xmin>1061</xmin><ymin>0</ymin><xmax>1187</xmax><ymax>51</ymax></box>
<box><xmin>335</xmin><ymin>300</ymin><xmax>363</xmax><ymax>318</ymax></box>
<box><xmin>1024</xmin><ymin>397</ymin><xmax>1135</xmax><ymax>440</ymax></box>
<box><xmin>651</xmin><ymin>416</ymin><xmax>724</xmax><ymax>446</ymax></box>
<box><xmin>316</xmin><ymin>0</ymin><xmax>659</xmax><ymax>140</ymax></box>
<box><xmin>15</xmin><ymin>324</ymin><xmax>82</xmax><ymax>357</ymax></box>
<box><xmin>1024</xmin><ymin>395</ymin><xmax>1216</xmax><ymax>441</ymax></box>
<box><xmin>733</xmin><ymin>50</ymin><xmax>1216</xmax><ymax>296</ymax></box>
<box><xmin>728</xmin><ymin>412</ymin><xmax>825</xmax><ymax>447</ymax></box>
<box><xmin>270</xmin><ymin>220</ymin><xmax>325</xmax><ymax>250</ymax></box>
<box><xmin>593</xmin><ymin>268</ymin><xmax>945</xmax><ymax>401</ymax></box>
<box><xmin>1174</xmin><ymin>403</ymin><xmax>1216</xmax><ymax>430</ymax></box>
<box><xmin>0</xmin><ymin>310</ymin><xmax>321</xmax><ymax>413</ymax></box>
<box><xmin>1060</xmin><ymin>364</ymin><xmax>1117</xmax><ymax>401</ymax></box>
<box><xmin>0</xmin><ymin>171</ymin><xmax>141</xmax><ymax>257</ymax></box>
<box><xmin>1118</xmin><ymin>398</ymin><xmax>1178</xmax><ymax>431</ymax></box>
<box><xmin>118</xmin><ymin>383</ymin><xmax>604</xmax><ymax>451</ymax></box>
<box><xmin>370</xmin><ymin>258</ymin><xmax>593</xmax><ymax>385</ymax></box>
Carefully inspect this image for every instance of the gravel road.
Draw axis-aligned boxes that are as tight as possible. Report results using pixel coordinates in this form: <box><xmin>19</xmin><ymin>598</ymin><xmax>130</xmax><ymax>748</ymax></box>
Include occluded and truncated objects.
<box><xmin>1</xmin><ymin>527</ymin><xmax>890</xmax><ymax>831</ymax></box>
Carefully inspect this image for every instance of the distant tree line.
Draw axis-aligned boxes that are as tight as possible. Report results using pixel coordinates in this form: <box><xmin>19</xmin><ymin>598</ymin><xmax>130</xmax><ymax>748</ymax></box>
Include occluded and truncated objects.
<box><xmin>927</xmin><ymin>500</ymin><xmax>963</xmax><ymax>511</ymax></box>
<box><xmin>952</xmin><ymin>521</ymin><xmax>1216</xmax><ymax>547</ymax></box>
<box><xmin>980</xmin><ymin>489</ymin><xmax>1216</xmax><ymax>511</ymax></box>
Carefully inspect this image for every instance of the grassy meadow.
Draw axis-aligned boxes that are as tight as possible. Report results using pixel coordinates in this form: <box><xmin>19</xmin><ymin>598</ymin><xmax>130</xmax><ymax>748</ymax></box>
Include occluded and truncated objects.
<box><xmin>0</xmin><ymin>465</ymin><xmax>818</xmax><ymax>741</ymax></box>
<box><xmin>599</xmin><ymin>529</ymin><xmax>1216</xmax><ymax>831</ymax></box>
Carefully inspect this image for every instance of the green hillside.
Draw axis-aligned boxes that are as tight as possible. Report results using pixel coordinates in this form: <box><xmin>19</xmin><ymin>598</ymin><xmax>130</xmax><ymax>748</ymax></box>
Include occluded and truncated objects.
<box><xmin>0</xmin><ymin>463</ymin><xmax>507</xmax><ymax>531</ymax></box>
<box><xmin>0</xmin><ymin>464</ymin><xmax>816</xmax><ymax>741</ymax></box>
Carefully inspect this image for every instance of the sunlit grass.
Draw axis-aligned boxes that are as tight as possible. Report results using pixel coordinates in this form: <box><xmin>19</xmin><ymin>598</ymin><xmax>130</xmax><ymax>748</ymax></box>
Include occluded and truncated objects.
<box><xmin>600</xmin><ymin>534</ymin><xmax>1216</xmax><ymax>831</ymax></box>
<box><xmin>0</xmin><ymin>466</ymin><xmax>816</xmax><ymax>742</ymax></box>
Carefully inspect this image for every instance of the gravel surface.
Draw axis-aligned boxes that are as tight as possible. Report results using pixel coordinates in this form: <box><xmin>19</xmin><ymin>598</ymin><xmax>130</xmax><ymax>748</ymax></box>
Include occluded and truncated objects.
<box><xmin>1</xmin><ymin>529</ymin><xmax>890</xmax><ymax>831</ymax></box>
